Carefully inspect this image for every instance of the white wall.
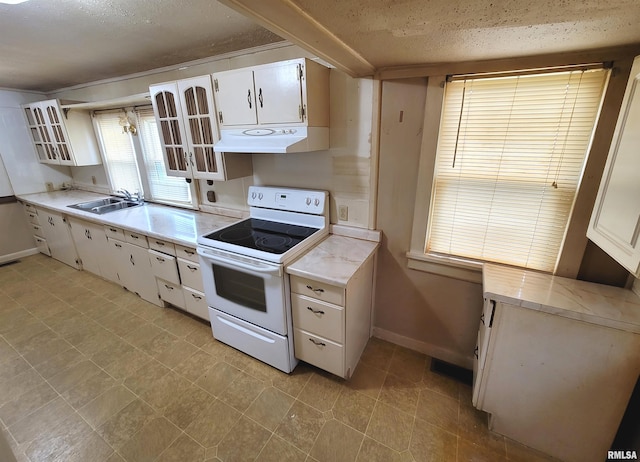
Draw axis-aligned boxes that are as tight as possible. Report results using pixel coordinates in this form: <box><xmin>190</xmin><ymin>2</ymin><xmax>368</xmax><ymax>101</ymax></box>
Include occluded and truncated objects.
<box><xmin>0</xmin><ymin>90</ymin><xmax>73</xmax><ymax>194</ymax></box>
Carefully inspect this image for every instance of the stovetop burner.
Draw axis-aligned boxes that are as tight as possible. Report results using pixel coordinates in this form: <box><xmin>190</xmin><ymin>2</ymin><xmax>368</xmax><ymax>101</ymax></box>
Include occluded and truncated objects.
<box><xmin>202</xmin><ymin>218</ymin><xmax>319</xmax><ymax>255</ymax></box>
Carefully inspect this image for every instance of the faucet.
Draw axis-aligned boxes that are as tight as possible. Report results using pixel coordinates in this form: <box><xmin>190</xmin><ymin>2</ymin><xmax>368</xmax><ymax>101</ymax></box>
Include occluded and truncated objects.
<box><xmin>116</xmin><ymin>189</ymin><xmax>143</xmax><ymax>202</ymax></box>
<box><xmin>117</xmin><ymin>188</ymin><xmax>133</xmax><ymax>200</ymax></box>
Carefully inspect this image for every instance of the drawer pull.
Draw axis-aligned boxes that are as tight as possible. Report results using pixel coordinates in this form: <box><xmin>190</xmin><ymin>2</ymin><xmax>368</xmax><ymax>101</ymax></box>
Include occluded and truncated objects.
<box><xmin>156</xmin><ymin>257</ymin><xmax>165</xmax><ymax>262</ymax></box>
<box><xmin>191</xmin><ymin>294</ymin><xmax>202</xmax><ymax>300</ymax></box>
<box><xmin>155</xmin><ymin>241</ymin><xmax>165</xmax><ymax>246</ymax></box>
<box><xmin>306</xmin><ymin>285</ymin><xmax>325</xmax><ymax>294</ymax></box>
<box><xmin>184</xmin><ymin>249</ymin><xmax>195</xmax><ymax>256</ymax></box>
<box><xmin>164</xmin><ymin>284</ymin><xmax>174</xmax><ymax>290</ymax></box>
<box><xmin>187</xmin><ymin>265</ymin><xmax>198</xmax><ymax>271</ymax></box>
<box><xmin>130</xmin><ymin>234</ymin><xmax>139</xmax><ymax>239</ymax></box>
<box><xmin>109</xmin><ymin>227</ymin><xmax>117</xmax><ymax>232</ymax></box>
<box><xmin>114</xmin><ymin>243</ymin><xmax>122</xmax><ymax>248</ymax></box>
<box><xmin>308</xmin><ymin>338</ymin><xmax>326</xmax><ymax>347</ymax></box>
<box><xmin>306</xmin><ymin>306</ymin><xmax>325</xmax><ymax>315</ymax></box>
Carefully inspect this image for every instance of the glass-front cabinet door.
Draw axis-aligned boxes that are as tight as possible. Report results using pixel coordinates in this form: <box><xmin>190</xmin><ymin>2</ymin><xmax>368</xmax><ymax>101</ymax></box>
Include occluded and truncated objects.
<box><xmin>177</xmin><ymin>76</ymin><xmax>224</xmax><ymax>180</ymax></box>
<box><xmin>150</xmin><ymin>83</ymin><xmax>189</xmax><ymax>178</ymax></box>
<box><xmin>43</xmin><ymin>102</ymin><xmax>73</xmax><ymax>165</ymax></box>
<box><xmin>23</xmin><ymin>104</ymin><xmax>56</xmax><ymax>163</ymax></box>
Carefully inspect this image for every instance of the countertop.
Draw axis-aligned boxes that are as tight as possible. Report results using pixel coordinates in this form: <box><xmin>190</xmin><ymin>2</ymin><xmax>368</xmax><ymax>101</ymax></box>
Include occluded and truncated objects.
<box><xmin>483</xmin><ymin>263</ymin><xmax>640</xmax><ymax>334</ymax></box>
<box><xmin>286</xmin><ymin>234</ymin><xmax>379</xmax><ymax>287</ymax></box>
<box><xmin>17</xmin><ymin>190</ymin><xmax>239</xmax><ymax>248</ymax></box>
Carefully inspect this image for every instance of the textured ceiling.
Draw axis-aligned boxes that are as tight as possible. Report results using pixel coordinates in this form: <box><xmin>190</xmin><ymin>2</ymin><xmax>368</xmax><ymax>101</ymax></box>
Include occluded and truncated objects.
<box><xmin>0</xmin><ymin>0</ymin><xmax>283</xmax><ymax>92</ymax></box>
<box><xmin>2</xmin><ymin>0</ymin><xmax>640</xmax><ymax>93</ymax></box>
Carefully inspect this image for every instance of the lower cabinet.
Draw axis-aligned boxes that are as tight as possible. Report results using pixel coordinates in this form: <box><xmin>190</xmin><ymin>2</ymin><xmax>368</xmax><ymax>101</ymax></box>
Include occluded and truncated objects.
<box><xmin>36</xmin><ymin>207</ymin><xmax>80</xmax><ymax>269</ymax></box>
<box><xmin>289</xmin><ymin>255</ymin><xmax>375</xmax><ymax>379</ymax></box>
<box><xmin>68</xmin><ymin>217</ymin><xmax>112</xmax><ymax>279</ymax></box>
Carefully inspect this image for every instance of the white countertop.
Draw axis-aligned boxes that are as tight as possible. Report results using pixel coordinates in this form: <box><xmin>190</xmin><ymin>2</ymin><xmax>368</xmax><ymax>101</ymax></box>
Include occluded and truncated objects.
<box><xmin>286</xmin><ymin>234</ymin><xmax>378</xmax><ymax>287</ymax></box>
<box><xmin>483</xmin><ymin>263</ymin><xmax>640</xmax><ymax>334</ymax></box>
<box><xmin>18</xmin><ymin>190</ymin><xmax>239</xmax><ymax>248</ymax></box>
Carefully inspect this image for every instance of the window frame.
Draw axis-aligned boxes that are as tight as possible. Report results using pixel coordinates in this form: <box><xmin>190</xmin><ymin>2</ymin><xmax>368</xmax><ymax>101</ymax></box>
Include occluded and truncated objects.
<box><xmin>407</xmin><ymin>67</ymin><xmax>610</xmax><ymax>282</ymax></box>
<box><xmin>92</xmin><ymin>106</ymin><xmax>199</xmax><ymax>210</ymax></box>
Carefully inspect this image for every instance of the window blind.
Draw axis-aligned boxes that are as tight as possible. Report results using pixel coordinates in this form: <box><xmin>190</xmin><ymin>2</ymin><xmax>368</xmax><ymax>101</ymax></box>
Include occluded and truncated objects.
<box><xmin>94</xmin><ymin>112</ymin><xmax>142</xmax><ymax>194</ymax></box>
<box><xmin>135</xmin><ymin>107</ymin><xmax>192</xmax><ymax>206</ymax></box>
<box><xmin>427</xmin><ymin>68</ymin><xmax>609</xmax><ymax>272</ymax></box>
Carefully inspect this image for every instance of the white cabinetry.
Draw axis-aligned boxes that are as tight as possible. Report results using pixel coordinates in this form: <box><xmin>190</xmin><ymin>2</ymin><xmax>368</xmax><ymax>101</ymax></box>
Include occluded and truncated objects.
<box><xmin>212</xmin><ymin>58</ymin><xmax>329</xmax><ymax>139</ymax></box>
<box><xmin>23</xmin><ymin>203</ymin><xmax>50</xmax><ymax>256</ymax></box>
<box><xmin>36</xmin><ymin>207</ymin><xmax>80</xmax><ymax>269</ymax></box>
<box><xmin>68</xmin><ymin>218</ymin><xmax>113</xmax><ymax>280</ymax></box>
<box><xmin>588</xmin><ymin>56</ymin><xmax>640</xmax><ymax>275</ymax></box>
<box><xmin>289</xmin><ymin>254</ymin><xmax>375</xmax><ymax>379</ymax></box>
<box><xmin>177</xmin><ymin>249</ymin><xmax>208</xmax><ymax>320</ymax></box>
<box><xmin>22</xmin><ymin>100</ymin><xmax>101</xmax><ymax>166</ymax></box>
<box><xmin>475</xmin><ymin>264</ymin><xmax>640</xmax><ymax>462</ymax></box>
<box><xmin>106</xmin><ymin>228</ymin><xmax>162</xmax><ymax>306</ymax></box>
<box><xmin>149</xmin><ymin>76</ymin><xmax>252</xmax><ymax>181</ymax></box>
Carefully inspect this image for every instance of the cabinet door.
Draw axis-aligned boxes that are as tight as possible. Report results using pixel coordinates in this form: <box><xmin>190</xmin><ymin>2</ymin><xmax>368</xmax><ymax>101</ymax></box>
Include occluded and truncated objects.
<box><xmin>588</xmin><ymin>56</ymin><xmax>640</xmax><ymax>275</ymax></box>
<box><xmin>40</xmin><ymin>210</ymin><xmax>79</xmax><ymax>268</ymax></box>
<box><xmin>127</xmin><ymin>242</ymin><xmax>160</xmax><ymax>305</ymax></box>
<box><xmin>213</xmin><ymin>69</ymin><xmax>257</xmax><ymax>126</ymax></box>
<box><xmin>107</xmin><ymin>238</ymin><xmax>130</xmax><ymax>287</ymax></box>
<box><xmin>150</xmin><ymin>82</ymin><xmax>190</xmax><ymax>178</ymax></box>
<box><xmin>24</xmin><ymin>104</ymin><xmax>57</xmax><ymax>163</ymax></box>
<box><xmin>68</xmin><ymin>218</ymin><xmax>112</xmax><ymax>278</ymax></box>
<box><xmin>42</xmin><ymin>101</ymin><xmax>74</xmax><ymax>165</ymax></box>
<box><xmin>253</xmin><ymin>61</ymin><xmax>303</xmax><ymax>125</ymax></box>
<box><xmin>177</xmin><ymin>76</ymin><xmax>225</xmax><ymax>180</ymax></box>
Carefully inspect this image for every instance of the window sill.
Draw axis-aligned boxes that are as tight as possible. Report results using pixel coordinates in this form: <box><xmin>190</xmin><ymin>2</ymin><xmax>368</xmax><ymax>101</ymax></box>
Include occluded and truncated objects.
<box><xmin>406</xmin><ymin>251</ymin><xmax>483</xmax><ymax>283</ymax></box>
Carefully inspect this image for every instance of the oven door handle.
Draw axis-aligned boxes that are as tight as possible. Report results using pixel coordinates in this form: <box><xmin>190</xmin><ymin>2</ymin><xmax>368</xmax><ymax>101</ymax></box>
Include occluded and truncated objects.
<box><xmin>197</xmin><ymin>247</ymin><xmax>282</xmax><ymax>276</ymax></box>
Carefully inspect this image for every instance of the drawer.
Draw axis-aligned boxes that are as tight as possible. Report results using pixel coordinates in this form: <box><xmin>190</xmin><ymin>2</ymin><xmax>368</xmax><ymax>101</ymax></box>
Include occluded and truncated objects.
<box><xmin>175</xmin><ymin>244</ymin><xmax>198</xmax><ymax>262</ymax></box>
<box><xmin>23</xmin><ymin>203</ymin><xmax>37</xmax><ymax>214</ymax></box>
<box><xmin>183</xmin><ymin>287</ymin><xmax>208</xmax><ymax>321</ymax></box>
<box><xmin>125</xmin><ymin>231</ymin><xmax>148</xmax><ymax>247</ymax></box>
<box><xmin>157</xmin><ymin>279</ymin><xmax>185</xmax><ymax>309</ymax></box>
<box><xmin>34</xmin><ymin>236</ymin><xmax>50</xmax><ymax>256</ymax></box>
<box><xmin>149</xmin><ymin>249</ymin><xmax>180</xmax><ymax>284</ymax></box>
<box><xmin>292</xmin><ymin>294</ymin><xmax>344</xmax><ymax>343</ymax></box>
<box><xmin>30</xmin><ymin>224</ymin><xmax>45</xmax><ymax>238</ymax></box>
<box><xmin>294</xmin><ymin>328</ymin><xmax>344</xmax><ymax>377</ymax></box>
<box><xmin>290</xmin><ymin>275</ymin><xmax>345</xmax><ymax>306</ymax></box>
<box><xmin>104</xmin><ymin>225</ymin><xmax>125</xmax><ymax>240</ymax></box>
<box><xmin>177</xmin><ymin>258</ymin><xmax>204</xmax><ymax>292</ymax></box>
<box><xmin>149</xmin><ymin>238</ymin><xmax>176</xmax><ymax>256</ymax></box>
<box><xmin>25</xmin><ymin>210</ymin><xmax>40</xmax><ymax>225</ymax></box>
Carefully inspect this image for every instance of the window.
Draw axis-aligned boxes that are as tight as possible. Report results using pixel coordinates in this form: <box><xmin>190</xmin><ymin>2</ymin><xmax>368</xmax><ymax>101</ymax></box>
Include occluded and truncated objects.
<box><xmin>424</xmin><ymin>67</ymin><xmax>609</xmax><ymax>272</ymax></box>
<box><xmin>93</xmin><ymin>108</ymin><xmax>196</xmax><ymax>208</ymax></box>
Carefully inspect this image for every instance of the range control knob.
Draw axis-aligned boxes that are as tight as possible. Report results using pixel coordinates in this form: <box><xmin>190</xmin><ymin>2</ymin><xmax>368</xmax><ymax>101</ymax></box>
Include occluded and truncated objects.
<box><xmin>306</xmin><ymin>197</ymin><xmax>312</xmax><ymax>205</ymax></box>
<box><xmin>314</xmin><ymin>198</ymin><xmax>320</xmax><ymax>206</ymax></box>
<box><xmin>251</xmin><ymin>192</ymin><xmax>257</xmax><ymax>199</ymax></box>
<box><xmin>258</xmin><ymin>193</ymin><xmax>263</xmax><ymax>200</ymax></box>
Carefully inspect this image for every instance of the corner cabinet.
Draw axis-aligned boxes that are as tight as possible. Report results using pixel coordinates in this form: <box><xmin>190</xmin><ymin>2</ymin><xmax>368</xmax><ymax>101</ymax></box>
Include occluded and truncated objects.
<box><xmin>149</xmin><ymin>76</ymin><xmax>252</xmax><ymax>181</ymax></box>
<box><xmin>588</xmin><ymin>56</ymin><xmax>640</xmax><ymax>275</ymax></box>
<box><xmin>22</xmin><ymin>100</ymin><xmax>102</xmax><ymax>166</ymax></box>
<box><xmin>212</xmin><ymin>58</ymin><xmax>329</xmax><ymax>128</ymax></box>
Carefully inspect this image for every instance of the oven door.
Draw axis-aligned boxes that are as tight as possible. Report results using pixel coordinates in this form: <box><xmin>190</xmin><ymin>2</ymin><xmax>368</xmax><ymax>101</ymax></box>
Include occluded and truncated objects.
<box><xmin>197</xmin><ymin>246</ymin><xmax>288</xmax><ymax>335</ymax></box>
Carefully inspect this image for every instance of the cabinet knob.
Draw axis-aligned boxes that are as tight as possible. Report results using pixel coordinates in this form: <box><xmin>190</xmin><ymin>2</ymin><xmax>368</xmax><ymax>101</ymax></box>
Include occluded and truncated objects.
<box><xmin>247</xmin><ymin>89</ymin><xmax>252</xmax><ymax>109</ymax></box>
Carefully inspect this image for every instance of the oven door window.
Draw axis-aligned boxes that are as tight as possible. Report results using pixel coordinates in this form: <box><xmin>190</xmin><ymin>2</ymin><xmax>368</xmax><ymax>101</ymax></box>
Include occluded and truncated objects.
<box><xmin>212</xmin><ymin>264</ymin><xmax>267</xmax><ymax>312</ymax></box>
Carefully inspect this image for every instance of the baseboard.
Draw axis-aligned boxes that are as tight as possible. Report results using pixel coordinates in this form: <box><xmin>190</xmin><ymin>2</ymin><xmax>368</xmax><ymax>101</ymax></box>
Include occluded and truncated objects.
<box><xmin>0</xmin><ymin>248</ymin><xmax>40</xmax><ymax>265</ymax></box>
<box><xmin>372</xmin><ymin>327</ymin><xmax>473</xmax><ymax>370</ymax></box>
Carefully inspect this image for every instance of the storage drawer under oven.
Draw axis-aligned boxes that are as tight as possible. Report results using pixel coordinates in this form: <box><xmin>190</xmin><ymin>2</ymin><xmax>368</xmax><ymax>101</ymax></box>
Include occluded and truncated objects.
<box><xmin>294</xmin><ymin>328</ymin><xmax>344</xmax><ymax>377</ymax></box>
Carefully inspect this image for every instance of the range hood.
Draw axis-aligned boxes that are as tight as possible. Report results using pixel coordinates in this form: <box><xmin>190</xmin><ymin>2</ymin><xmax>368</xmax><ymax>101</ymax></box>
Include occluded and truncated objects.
<box><xmin>214</xmin><ymin>127</ymin><xmax>329</xmax><ymax>154</ymax></box>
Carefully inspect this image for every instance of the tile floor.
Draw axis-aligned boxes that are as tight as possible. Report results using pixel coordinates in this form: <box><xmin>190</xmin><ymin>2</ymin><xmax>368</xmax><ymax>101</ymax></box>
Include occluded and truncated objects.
<box><xmin>0</xmin><ymin>254</ymin><xmax>558</xmax><ymax>462</ymax></box>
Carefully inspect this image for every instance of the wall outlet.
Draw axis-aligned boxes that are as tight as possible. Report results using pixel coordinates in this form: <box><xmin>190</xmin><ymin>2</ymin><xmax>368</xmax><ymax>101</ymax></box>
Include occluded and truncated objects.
<box><xmin>207</xmin><ymin>190</ymin><xmax>216</xmax><ymax>202</ymax></box>
<box><xmin>45</xmin><ymin>182</ymin><xmax>54</xmax><ymax>192</ymax></box>
<box><xmin>338</xmin><ymin>205</ymin><xmax>349</xmax><ymax>221</ymax></box>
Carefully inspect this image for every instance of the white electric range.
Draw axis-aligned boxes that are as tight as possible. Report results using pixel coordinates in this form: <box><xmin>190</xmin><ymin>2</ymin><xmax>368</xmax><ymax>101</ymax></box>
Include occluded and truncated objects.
<box><xmin>196</xmin><ymin>186</ymin><xmax>328</xmax><ymax>372</ymax></box>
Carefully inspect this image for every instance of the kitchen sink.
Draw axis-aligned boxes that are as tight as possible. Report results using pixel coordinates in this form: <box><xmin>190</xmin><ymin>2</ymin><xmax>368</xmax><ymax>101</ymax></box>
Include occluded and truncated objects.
<box><xmin>67</xmin><ymin>197</ymin><xmax>144</xmax><ymax>214</ymax></box>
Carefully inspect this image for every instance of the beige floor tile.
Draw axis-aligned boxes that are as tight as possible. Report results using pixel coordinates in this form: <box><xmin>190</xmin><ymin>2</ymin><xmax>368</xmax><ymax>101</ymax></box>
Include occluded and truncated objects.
<box><xmin>409</xmin><ymin>421</ymin><xmax>457</xmax><ymax>462</ymax></box>
<box><xmin>173</xmin><ymin>349</ymin><xmax>220</xmax><ymax>382</ymax></box>
<box><xmin>153</xmin><ymin>308</ymin><xmax>201</xmax><ymax>338</ymax></box>
<box><xmin>365</xmin><ymin>401</ymin><xmax>413</xmax><ymax>452</ymax></box>
<box><xmin>219</xmin><ymin>370</ymin><xmax>267</xmax><ymax>412</ymax></box>
<box><xmin>297</xmin><ymin>371</ymin><xmax>343</xmax><ymax>412</ymax></box>
<box><xmin>102</xmin><ymin>348</ymin><xmax>152</xmax><ymax>380</ymax></box>
<box><xmin>78</xmin><ymin>385</ymin><xmax>136</xmax><ymax>429</ymax></box>
<box><xmin>156</xmin><ymin>433</ymin><xmax>205</xmax><ymax>462</ymax></box>
<box><xmin>185</xmin><ymin>398</ymin><xmax>242</xmax><ymax>448</ymax></box>
<box><xmin>388</xmin><ymin>346</ymin><xmax>428</xmax><ymax>383</ymax></box>
<box><xmin>97</xmin><ymin>399</ymin><xmax>157</xmax><ymax>449</ymax></box>
<box><xmin>224</xmin><ymin>346</ymin><xmax>257</xmax><ymax>370</ymax></box>
<box><xmin>356</xmin><ymin>437</ymin><xmax>407</xmax><ymax>462</ymax></box>
<box><xmin>154</xmin><ymin>338</ymin><xmax>199</xmax><ymax>370</ymax></box>
<box><xmin>459</xmin><ymin>438</ymin><xmax>508</xmax><ymax>462</ymax></box>
<box><xmin>195</xmin><ymin>361</ymin><xmax>242</xmax><ymax>397</ymax></box>
<box><xmin>310</xmin><ymin>419</ymin><xmax>364</xmax><ymax>462</ymax></box>
<box><xmin>0</xmin><ymin>382</ymin><xmax>58</xmax><ymax>427</ymax></box>
<box><xmin>217</xmin><ymin>416</ymin><xmax>271</xmax><ymax>462</ymax></box>
<box><xmin>275</xmin><ymin>399</ymin><xmax>326</xmax><ymax>452</ymax></box>
<box><xmin>163</xmin><ymin>384</ymin><xmax>211</xmax><ymax>430</ymax></box>
<box><xmin>136</xmin><ymin>371</ymin><xmax>191</xmax><ymax>411</ymax></box>
<box><xmin>359</xmin><ymin>337</ymin><xmax>396</xmax><ymax>372</ymax></box>
<box><xmin>105</xmin><ymin>450</ymin><xmax>127</xmax><ymax>462</ymax></box>
<box><xmin>421</xmin><ymin>368</ymin><xmax>461</xmax><ymax>400</ymax></box>
<box><xmin>137</xmin><ymin>330</ymin><xmax>181</xmax><ymax>359</ymax></box>
<box><xmin>34</xmin><ymin>346</ymin><xmax>86</xmax><ymax>379</ymax></box>
<box><xmin>91</xmin><ymin>338</ymin><xmax>136</xmax><ymax>369</ymax></box>
<box><xmin>122</xmin><ymin>359</ymin><xmax>171</xmax><ymax>396</ymax></box>
<box><xmin>0</xmin><ymin>368</ymin><xmax>46</xmax><ymax>408</ymax></box>
<box><xmin>8</xmin><ymin>397</ymin><xmax>76</xmax><ymax>445</ymax></box>
<box><xmin>122</xmin><ymin>322</ymin><xmax>165</xmax><ymax>348</ymax></box>
<box><xmin>118</xmin><ymin>416</ymin><xmax>181</xmax><ymax>462</ymax></box>
<box><xmin>73</xmin><ymin>326</ymin><xmax>123</xmax><ymax>357</ymax></box>
<box><xmin>332</xmin><ymin>387</ymin><xmax>376</xmax><ymax>433</ymax></box>
<box><xmin>347</xmin><ymin>362</ymin><xmax>387</xmax><ymax>400</ymax></box>
<box><xmin>245</xmin><ymin>386</ymin><xmax>295</xmax><ymax>431</ymax></box>
<box><xmin>271</xmin><ymin>362</ymin><xmax>314</xmax><ymax>398</ymax></box>
<box><xmin>0</xmin><ymin>356</ymin><xmax>31</xmax><ymax>384</ymax></box>
<box><xmin>379</xmin><ymin>372</ymin><xmax>421</xmax><ymax>415</ymax></box>
<box><xmin>48</xmin><ymin>359</ymin><xmax>103</xmax><ymax>393</ymax></box>
<box><xmin>124</xmin><ymin>299</ymin><xmax>165</xmax><ymax>322</ymax></box>
<box><xmin>458</xmin><ymin>405</ymin><xmax>506</xmax><ymax>457</ymax></box>
<box><xmin>415</xmin><ymin>387</ymin><xmax>459</xmax><ymax>434</ymax></box>
<box><xmin>61</xmin><ymin>370</ymin><xmax>119</xmax><ymax>410</ymax></box>
<box><xmin>505</xmin><ymin>438</ymin><xmax>560</xmax><ymax>462</ymax></box>
<box><xmin>255</xmin><ymin>435</ymin><xmax>306</xmax><ymax>462</ymax></box>
<box><xmin>99</xmin><ymin>308</ymin><xmax>147</xmax><ymax>337</ymax></box>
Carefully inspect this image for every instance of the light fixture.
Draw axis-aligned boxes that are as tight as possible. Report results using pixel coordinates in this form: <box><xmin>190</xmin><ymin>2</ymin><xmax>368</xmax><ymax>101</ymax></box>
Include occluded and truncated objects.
<box><xmin>0</xmin><ymin>0</ymin><xmax>30</xmax><ymax>4</ymax></box>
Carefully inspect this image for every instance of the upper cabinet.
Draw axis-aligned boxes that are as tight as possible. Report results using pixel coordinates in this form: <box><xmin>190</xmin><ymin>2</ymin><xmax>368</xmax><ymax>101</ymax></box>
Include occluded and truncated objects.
<box><xmin>22</xmin><ymin>99</ymin><xmax>102</xmax><ymax>166</ymax></box>
<box><xmin>149</xmin><ymin>75</ymin><xmax>252</xmax><ymax>181</ymax></box>
<box><xmin>213</xmin><ymin>59</ymin><xmax>329</xmax><ymax>126</ymax></box>
<box><xmin>588</xmin><ymin>56</ymin><xmax>640</xmax><ymax>276</ymax></box>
